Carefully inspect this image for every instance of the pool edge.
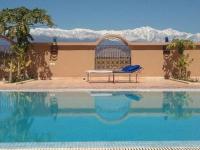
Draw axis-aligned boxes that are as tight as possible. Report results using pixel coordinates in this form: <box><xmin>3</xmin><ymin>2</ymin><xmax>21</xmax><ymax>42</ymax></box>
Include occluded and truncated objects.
<box><xmin>1</xmin><ymin>88</ymin><xmax>200</xmax><ymax>92</ymax></box>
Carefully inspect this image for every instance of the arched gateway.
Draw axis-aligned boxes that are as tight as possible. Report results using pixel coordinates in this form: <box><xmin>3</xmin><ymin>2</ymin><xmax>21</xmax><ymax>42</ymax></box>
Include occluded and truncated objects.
<box><xmin>95</xmin><ymin>34</ymin><xmax>131</xmax><ymax>70</ymax></box>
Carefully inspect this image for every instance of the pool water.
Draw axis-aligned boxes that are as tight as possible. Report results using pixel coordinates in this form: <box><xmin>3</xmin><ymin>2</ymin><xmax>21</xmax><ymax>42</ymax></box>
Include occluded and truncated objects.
<box><xmin>0</xmin><ymin>91</ymin><xmax>200</xmax><ymax>142</ymax></box>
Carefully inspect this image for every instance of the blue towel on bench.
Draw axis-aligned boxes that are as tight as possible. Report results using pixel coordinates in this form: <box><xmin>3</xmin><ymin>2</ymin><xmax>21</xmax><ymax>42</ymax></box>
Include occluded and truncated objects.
<box><xmin>122</xmin><ymin>65</ymin><xmax>142</xmax><ymax>73</ymax></box>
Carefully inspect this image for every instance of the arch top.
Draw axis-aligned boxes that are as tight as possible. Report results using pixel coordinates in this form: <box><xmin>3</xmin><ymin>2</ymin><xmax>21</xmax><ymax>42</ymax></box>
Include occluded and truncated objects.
<box><xmin>95</xmin><ymin>34</ymin><xmax>131</xmax><ymax>70</ymax></box>
<box><xmin>96</xmin><ymin>34</ymin><xmax>129</xmax><ymax>46</ymax></box>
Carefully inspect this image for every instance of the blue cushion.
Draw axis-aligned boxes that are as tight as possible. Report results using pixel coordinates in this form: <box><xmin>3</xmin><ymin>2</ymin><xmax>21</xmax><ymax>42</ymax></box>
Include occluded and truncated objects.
<box><xmin>122</xmin><ymin>65</ymin><xmax>141</xmax><ymax>72</ymax></box>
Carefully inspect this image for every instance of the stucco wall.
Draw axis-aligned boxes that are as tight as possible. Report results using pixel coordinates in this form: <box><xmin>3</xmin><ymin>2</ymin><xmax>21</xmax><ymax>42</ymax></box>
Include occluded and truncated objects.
<box><xmin>131</xmin><ymin>50</ymin><xmax>164</xmax><ymax>76</ymax></box>
<box><xmin>48</xmin><ymin>50</ymin><xmax>95</xmax><ymax>77</ymax></box>
<box><xmin>186</xmin><ymin>50</ymin><xmax>200</xmax><ymax>76</ymax></box>
<box><xmin>32</xmin><ymin>43</ymin><xmax>200</xmax><ymax>78</ymax></box>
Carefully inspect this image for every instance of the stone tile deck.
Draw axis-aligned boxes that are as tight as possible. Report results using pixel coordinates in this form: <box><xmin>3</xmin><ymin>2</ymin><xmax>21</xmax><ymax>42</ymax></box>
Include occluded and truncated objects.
<box><xmin>0</xmin><ymin>77</ymin><xmax>200</xmax><ymax>90</ymax></box>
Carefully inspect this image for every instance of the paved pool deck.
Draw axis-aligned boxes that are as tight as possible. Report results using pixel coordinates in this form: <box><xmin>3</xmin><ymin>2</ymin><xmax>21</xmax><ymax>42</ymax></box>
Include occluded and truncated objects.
<box><xmin>0</xmin><ymin>77</ymin><xmax>200</xmax><ymax>90</ymax></box>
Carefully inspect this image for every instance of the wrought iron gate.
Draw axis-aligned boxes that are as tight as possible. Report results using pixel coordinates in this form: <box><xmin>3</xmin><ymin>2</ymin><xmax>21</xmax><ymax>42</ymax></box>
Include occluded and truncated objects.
<box><xmin>95</xmin><ymin>35</ymin><xmax>131</xmax><ymax>70</ymax></box>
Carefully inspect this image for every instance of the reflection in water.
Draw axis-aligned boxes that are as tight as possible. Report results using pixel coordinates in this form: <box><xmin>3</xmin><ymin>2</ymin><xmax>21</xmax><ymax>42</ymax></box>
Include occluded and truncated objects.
<box><xmin>0</xmin><ymin>92</ymin><xmax>50</xmax><ymax>142</ymax></box>
<box><xmin>162</xmin><ymin>92</ymin><xmax>193</xmax><ymax>119</ymax></box>
<box><xmin>49</xmin><ymin>95</ymin><xmax>58</xmax><ymax>120</ymax></box>
<box><xmin>0</xmin><ymin>91</ymin><xmax>199</xmax><ymax>142</ymax></box>
<box><xmin>94</xmin><ymin>92</ymin><xmax>142</xmax><ymax>123</ymax></box>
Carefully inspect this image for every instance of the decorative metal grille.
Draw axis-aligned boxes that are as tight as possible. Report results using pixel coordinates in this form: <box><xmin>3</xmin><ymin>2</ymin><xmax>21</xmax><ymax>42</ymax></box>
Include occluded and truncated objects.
<box><xmin>95</xmin><ymin>37</ymin><xmax>131</xmax><ymax>70</ymax></box>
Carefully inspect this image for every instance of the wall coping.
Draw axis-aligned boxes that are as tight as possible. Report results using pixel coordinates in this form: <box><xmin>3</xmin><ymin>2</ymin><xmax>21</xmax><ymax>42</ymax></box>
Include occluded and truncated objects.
<box><xmin>32</xmin><ymin>42</ymin><xmax>200</xmax><ymax>47</ymax></box>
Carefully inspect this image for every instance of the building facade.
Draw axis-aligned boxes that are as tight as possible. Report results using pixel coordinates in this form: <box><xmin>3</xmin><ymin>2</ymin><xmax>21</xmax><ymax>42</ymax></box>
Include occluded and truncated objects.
<box><xmin>1</xmin><ymin>34</ymin><xmax>200</xmax><ymax>79</ymax></box>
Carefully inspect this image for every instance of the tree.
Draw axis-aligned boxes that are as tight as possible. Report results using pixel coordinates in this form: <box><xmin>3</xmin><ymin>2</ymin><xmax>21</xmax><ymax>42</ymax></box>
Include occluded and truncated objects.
<box><xmin>167</xmin><ymin>39</ymin><xmax>195</xmax><ymax>55</ymax></box>
<box><xmin>166</xmin><ymin>39</ymin><xmax>195</xmax><ymax>80</ymax></box>
<box><xmin>0</xmin><ymin>7</ymin><xmax>54</xmax><ymax>82</ymax></box>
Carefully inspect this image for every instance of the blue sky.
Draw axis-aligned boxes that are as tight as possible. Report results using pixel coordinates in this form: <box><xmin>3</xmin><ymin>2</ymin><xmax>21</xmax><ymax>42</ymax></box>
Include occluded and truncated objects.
<box><xmin>0</xmin><ymin>0</ymin><xmax>200</xmax><ymax>33</ymax></box>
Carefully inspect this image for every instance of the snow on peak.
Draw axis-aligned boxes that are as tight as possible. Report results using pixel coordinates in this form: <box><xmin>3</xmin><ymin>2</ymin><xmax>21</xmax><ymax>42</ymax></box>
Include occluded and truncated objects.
<box><xmin>30</xmin><ymin>27</ymin><xmax>200</xmax><ymax>42</ymax></box>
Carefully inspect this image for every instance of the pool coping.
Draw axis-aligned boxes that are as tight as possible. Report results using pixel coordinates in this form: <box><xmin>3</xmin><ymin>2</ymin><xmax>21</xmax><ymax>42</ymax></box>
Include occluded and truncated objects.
<box><xmin>0</xmin><ymin>141</ymin><xmax>200</xmax><ymax>149</ymax></box>
<box><xmin>1</xmin><ymin>88</ymin><xmax>200</xmax><ymax>92</ymax></box>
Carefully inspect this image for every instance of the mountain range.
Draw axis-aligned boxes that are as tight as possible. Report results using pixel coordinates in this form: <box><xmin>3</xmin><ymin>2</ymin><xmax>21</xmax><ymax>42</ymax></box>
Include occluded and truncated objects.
<box><xmin>30</xmin><ymin>26</ymin><xmax>200</xmax><ymax>42</ymax></box>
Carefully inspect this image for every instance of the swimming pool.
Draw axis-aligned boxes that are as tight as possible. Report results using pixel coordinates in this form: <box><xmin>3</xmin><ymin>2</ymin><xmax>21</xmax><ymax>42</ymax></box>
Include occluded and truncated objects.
<box><xmin>0</xmin><ymin>90</ymin><xmax>200</xmax><ymax>144</ymax></box>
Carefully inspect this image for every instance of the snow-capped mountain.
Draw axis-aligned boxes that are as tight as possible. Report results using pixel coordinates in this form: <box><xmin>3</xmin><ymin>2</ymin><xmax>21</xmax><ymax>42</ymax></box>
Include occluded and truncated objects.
<box><xmin>30</xmin><ymin>26</ymin><xmax>200</xmax><ymax>42</ymax></box>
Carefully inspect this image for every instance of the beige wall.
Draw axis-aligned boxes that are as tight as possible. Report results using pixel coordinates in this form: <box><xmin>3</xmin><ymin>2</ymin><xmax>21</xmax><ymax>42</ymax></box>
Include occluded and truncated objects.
<box><xmin>32</xmin><ymin>43</ymin><xmax>200</xmax><ymax>78</ymax></box>
<box><xmin>131</xmin><ymin>50</ymin><xmax>164</xmax><ymax>76</ymax></box>
<box><xmin>48</xmin><ymin>50</ymin><xmax>94</xmax><ymax>76</ymax></box>
<box><xmin>186</xmin><ymin>50</ymin><xmax>200</xmax><ymax>76</ymax></box>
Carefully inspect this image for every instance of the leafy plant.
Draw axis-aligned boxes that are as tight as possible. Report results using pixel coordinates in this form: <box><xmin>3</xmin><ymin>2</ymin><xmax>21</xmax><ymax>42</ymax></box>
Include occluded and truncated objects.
<box><xmin>3</xmin><ymin>59</ymin><xmax>16</xmax><ymax>82</ymax></box>
<box><xmin>167</xmin><ymin>39</ymin><xmax>195</xmax><ymax>55</ymax></box>
<box><xmin>166</xmin><ymin>39</ymin><xmax>195</xmax><ymax>80</ymax></box>
<box><xmin>0</xmin><ymin>7</ymin><xmax>54</xmax><ymax>82</ymax></box>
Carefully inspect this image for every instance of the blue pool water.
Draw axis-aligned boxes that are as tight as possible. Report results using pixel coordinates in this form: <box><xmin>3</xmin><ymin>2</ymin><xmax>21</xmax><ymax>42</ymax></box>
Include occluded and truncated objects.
<box><xmin>0</xmin><ymin>91</ymin><xmax>200</xmax><ymax>143</ymax></box>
